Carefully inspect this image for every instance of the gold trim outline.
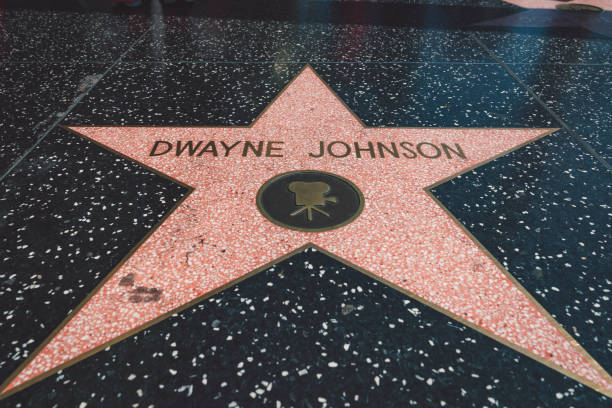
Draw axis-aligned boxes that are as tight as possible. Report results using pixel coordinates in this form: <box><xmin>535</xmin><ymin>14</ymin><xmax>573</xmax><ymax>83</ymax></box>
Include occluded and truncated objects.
<box><xmin>0</xmin><ymin>64</ymin><xmax>609</xmax><ymax>399</ymax></box>
<box><xmin>2</xmin><ymin>241</ymin><xmax>610</xmax><ymax>399</ymax></box>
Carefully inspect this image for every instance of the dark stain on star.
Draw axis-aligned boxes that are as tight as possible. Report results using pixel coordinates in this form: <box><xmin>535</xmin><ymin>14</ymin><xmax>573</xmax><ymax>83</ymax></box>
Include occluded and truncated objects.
<box><xmin>116</xmin><ymin>273</ymin><xmax>163</xmax><ymax>303</ymax></box>
<box><xmin>118</xmin><ymin>273</ymin><xmax>135</xmax><ymax>287</ymax></box>
<box><xmin>128</xmin><ymin>286</ymin><xmax>163</xmax><ymax>303</ymax></box>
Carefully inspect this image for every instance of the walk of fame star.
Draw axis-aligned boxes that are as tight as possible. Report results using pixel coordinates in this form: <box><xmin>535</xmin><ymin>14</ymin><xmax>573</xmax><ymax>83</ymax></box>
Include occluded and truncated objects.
<box><xmin>1</xmin><ymin>66</ymin><xmax>610</xmax><ymax>398</ymax></box>
<box><xmin>477</xmin><ymin>0</ymin><xmax>612</xmax><ymax>38</ymax></box>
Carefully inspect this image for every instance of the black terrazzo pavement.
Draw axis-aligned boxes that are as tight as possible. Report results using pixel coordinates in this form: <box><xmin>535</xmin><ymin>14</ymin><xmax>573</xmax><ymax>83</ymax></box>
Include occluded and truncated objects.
<box><xmin>510</xmin><ymin>63</ymin><xmax>612</xmax><ymax>164</ymax></box>
<box><xmin>0</xmin><ymin>9</ymin><xmax>149</xmax><ymax>62</ymax></box>
<box><xmin>1</xmin><ymin>0</ymin><xmax>611</xmax><ymax>405</ymax></box>
<box><xmin>0</xmin><ymin>6</ymin><xmax>149</xmax><ymax>175</ymax></box>
<box><xmin>472</xmin><ymin>29</ymin><xmax>612</xmax><ymax>65</ymax></box>
<box><xmin>311</xmin><ymin>62</ymin><xmax>555</xmax><ymax>127</ymax></box>
<box><xmin>122</xmin><ymin>17</ymin><xmax>488</xmax><ymax>62</ymax></box>
<box><xmin>431</xmin><ymin>129</ymin><xmax>612</xmax><ymax>375</ymax></box>
<box><xmin>65</xmin><ymin>62</ymin><xmax>557</xmax><ymax>128</ymax></box>
<box><xmin>0</xmin><ymin>126</ymin><xmax>188</xmax><ymax>390</ymax></box>
<box><xmin>0</xmin><ymin>62</ymin><xmax>108</xmax><ymax>175</ymax></box>
<box><xmin>1</xmin><ymin>248</ymin><xmax>608</xmax><ymax>407</ymax></box>
<box><xmin>65</xmin><ymin>63</ymin><xmax>304</xmax><ymax>126</ymax></box>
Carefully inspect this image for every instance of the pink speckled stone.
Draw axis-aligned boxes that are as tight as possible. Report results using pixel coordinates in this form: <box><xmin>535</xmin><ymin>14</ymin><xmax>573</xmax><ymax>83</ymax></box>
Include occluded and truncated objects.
<box><xmin>5</xmin><ymin>67</ymin><xmax>610</xmax><ymax>393</ymax></box>
<box><xmin>503</xmin><ymin>0</ymin><xmax>611</xmax><ymax>10</ymax></box>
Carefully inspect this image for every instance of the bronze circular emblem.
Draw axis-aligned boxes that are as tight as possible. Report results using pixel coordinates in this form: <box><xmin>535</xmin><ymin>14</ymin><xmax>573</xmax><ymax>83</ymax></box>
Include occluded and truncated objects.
<box><xmin>257</xmin><ymin>170</ymin><xmax>364</xmax><ymax>232</ymax></box>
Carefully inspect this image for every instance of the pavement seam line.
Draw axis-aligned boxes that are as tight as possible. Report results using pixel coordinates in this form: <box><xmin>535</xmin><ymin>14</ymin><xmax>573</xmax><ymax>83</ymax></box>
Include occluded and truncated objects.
<box><xmin>468</xmin><ymin>33</ymin><xmax>612</xmax><ymax>173</ymax></box>
<box><xmin>0</xmin><ymin>26</ymin><xmax>153</xmax><ymax>183</ymax></box>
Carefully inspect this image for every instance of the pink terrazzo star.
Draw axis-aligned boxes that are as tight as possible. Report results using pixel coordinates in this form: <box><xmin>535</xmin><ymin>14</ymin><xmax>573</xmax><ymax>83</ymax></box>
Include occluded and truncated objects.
<box><xmin>504</xmin><ymin>0</ymin><xmax>611</xmax><ymax>11</ymax></box>
<box><xmin>3</xmin><ymin>66</ymin><xmax>610</xmax><ymax>396</ymax></box>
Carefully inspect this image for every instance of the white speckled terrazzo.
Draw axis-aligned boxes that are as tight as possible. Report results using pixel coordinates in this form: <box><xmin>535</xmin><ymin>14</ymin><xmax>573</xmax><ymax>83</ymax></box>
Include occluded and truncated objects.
<box><xmin>6</xmin><ymin>67</ymin><xmax>609</xmax><ymax>394</ymax></box>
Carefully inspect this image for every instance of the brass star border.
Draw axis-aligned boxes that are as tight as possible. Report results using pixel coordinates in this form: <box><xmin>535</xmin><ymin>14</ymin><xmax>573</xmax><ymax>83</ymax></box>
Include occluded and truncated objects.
<box><xmin>0</xmin><ymin>65</ymin><xmax>610</xmax><ymax>399</ymax></box>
